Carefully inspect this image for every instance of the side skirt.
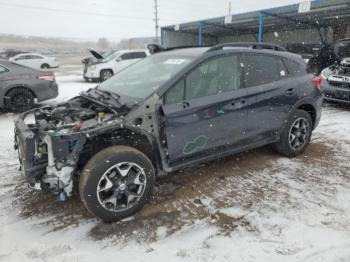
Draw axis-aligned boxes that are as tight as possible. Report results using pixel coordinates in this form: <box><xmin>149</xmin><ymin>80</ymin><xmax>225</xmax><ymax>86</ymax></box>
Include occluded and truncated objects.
<box><xmin>163</xmin><ymin>136</ymin><xmax>279</xmax><ymax>173</ymax></box>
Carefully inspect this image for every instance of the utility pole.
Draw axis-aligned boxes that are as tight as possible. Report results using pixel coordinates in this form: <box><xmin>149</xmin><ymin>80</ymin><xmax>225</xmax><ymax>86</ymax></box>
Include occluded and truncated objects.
<box><xmin>228</xmin><ymin>1</ymin><xmax>231</xmax><ymax>16</ymax></box>
<box><xmin>154</xmin><ymin>0</ymin><xmax>159</xmax><ymax>43</ymax></box>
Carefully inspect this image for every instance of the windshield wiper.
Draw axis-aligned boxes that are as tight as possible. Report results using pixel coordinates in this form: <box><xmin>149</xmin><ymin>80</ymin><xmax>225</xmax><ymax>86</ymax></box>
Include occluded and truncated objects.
<box><xmin>80</xmin><ymin>91</ymin><xmax>119</xmax><ymax>113</ymax></box>
<box><xmin>94</xmin><ymin>87</ymin><xmax>123</xmax><ymax>106</ymax></box>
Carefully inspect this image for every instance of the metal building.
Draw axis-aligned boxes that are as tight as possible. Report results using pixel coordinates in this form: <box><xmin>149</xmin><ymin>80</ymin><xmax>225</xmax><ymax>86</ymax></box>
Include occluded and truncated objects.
<box><xmin>160</xmin><ymin>0</ymin><xmax>350</xmax><ymax>48</ymax></box>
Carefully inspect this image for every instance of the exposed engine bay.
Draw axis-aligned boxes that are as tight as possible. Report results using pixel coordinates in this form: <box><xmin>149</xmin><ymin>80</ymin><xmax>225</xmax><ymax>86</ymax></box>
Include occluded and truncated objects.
<box><xmin>322</xmin><ymin>57</ymin><xmax>350</xmax><ymax>82</ymax></box>
<box><xmin>13</xmin><ymin>93</ymin><xmax>147</xmax><ymax>200</ymax></box>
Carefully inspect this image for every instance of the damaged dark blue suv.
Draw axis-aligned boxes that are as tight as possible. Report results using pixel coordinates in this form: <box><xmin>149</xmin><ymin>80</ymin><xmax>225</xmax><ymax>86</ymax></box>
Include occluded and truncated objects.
<box><xmin>14</xmin><ymin>43</ymin><xmax>323</xmax><ymax>222</ymax></box>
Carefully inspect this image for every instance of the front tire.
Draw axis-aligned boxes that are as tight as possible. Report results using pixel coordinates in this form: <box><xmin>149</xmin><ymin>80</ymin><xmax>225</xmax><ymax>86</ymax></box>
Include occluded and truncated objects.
<box><xmin>100</xmin><ymin>69</ymin><xmax>113</xmax><ymax>82</ymax></box>
<box><xmin>274</xmin><ymin>109</ymin><xmax>313</xmax><ymax>157</ymax></box>
<box><xmin>79</xmin><ymin>146</ymin><xmax>155</xmax><ymax>222</ymax></box>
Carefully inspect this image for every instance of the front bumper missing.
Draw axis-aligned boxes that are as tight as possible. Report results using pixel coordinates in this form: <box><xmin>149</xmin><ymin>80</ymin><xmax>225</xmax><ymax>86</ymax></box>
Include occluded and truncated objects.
<box><xmin>14</xmin><ymin>111</ymin><xmax>86</xmax><ymax>197</ymax></box>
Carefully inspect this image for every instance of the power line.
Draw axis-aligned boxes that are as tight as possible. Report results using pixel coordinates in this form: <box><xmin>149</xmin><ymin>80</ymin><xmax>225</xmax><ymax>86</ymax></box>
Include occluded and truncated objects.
<box><xmin>7</xmin><ymin>0</ymin><xmax>228</xmax><ymax>21</ymax></box>
<box><xmin>0</xmin><ymin>2</ymin><xmax>182</xmax><ymax>23</ymax></box>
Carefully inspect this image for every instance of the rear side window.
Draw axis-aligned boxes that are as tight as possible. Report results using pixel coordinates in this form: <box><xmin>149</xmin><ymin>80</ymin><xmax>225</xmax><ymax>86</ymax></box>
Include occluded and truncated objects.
<box><xmin>28</xmin><ymin>55</ymin><xmax>43</xmax><ymax>59</ymax></box>
<box><xmin>120</xmin><ymin>52</ymin><xmax>146</xmax><ymax>60</ymax></box>
<box><xmin>120</xmin><ymin>53</ymin><xmax>134</xmax><ymax>60</ymax></box>
<box><xmin>242</xmin><ymin>54</ymin><xmax>282</xmax><ymax>87</ymax></box>
<box><xmin>132</xmin><ymin>52</ymin><xmax>147</xmax><ymax>59</ymax></box>
<box><xmin>0</xmin><ymin>65</ymin><xmax>9</xmax><ymax>74</ymax></box>
<box><xmin>277</xmin><ymin>58</ymin><xmax>288</xmax><ymax>78</ymax></box>
<box><xmin>283</xmin><ymin>58</ymin><xmax>301</xmax><ymax>75</ymax></box>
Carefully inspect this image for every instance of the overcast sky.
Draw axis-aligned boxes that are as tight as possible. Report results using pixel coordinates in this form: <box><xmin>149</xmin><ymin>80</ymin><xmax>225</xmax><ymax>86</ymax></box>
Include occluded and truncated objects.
<box><xmin>0</xmin><ymin>0</ymin><xmax>302</xmax><ymax>41</ymax></box>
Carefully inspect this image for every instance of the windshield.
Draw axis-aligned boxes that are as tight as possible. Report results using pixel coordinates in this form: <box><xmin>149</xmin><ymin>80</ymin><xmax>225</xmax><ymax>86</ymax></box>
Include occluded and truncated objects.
<box><xmin>99</xmin><ymin>54</ymin><xmax>194</xmax><ymax>99</ymax></box>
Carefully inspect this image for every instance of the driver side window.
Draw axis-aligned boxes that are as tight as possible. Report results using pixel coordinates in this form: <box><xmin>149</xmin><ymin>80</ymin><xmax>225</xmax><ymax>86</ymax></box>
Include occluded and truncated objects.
<box><xmin>186</xmin><ymin>55</ymin><xmax>241</xmax><ymax>99</ymax></box>
<box><xmin>164</xmin><ymin>55</ymin><xmax>241</xmax><ymax>104</ymax></box>
<box><xmin>164</xmin><ymin>79</ymin><xmax>184</xmax><ymax>104</ymax></box>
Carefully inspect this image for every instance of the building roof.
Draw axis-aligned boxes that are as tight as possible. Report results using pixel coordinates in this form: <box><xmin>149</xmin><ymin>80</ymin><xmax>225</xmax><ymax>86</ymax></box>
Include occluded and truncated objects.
<box><xmin>162</xmin><ymin>0</ymin><xmax>350</xmax><ymax>38</ymax></box>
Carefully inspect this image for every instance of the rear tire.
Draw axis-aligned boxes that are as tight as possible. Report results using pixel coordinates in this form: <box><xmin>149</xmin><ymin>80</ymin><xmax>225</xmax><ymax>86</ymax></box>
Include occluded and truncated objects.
<box><xmin>4</xmin><ymin>87</ymin><xmax>35</xmax><ymax>112</ymax></box>
<box><xmin>273</xmin><ymin>109</ymin><xmax>313</xmax><ymax>157</ymax></box>
<box><xmin>100</xmin><ymin>69</ymin><xmax>113</xmax><ymax>82</ymax></box>
<box><xmin>79</xmin><ymin>146</ymin><xmax>155</xmax><ymax>222</ymax></box>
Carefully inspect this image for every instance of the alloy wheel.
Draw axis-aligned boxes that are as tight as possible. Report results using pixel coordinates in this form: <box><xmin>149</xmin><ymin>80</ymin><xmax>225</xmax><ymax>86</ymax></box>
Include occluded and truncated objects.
<box><xmin>11</xmin><ymin>94</ymin><xmax>30</xmax><ymax>110</ymax></box>
<box><xmin>288</xmin><ymin>117</ymin><xmax>310</xmax><ymax>151</ymax></box>
<box><xmin>97</xmin><ymin>162</ymin><xmax>147</xmax><ymax>212</ymax></box>
<box><xmin>102</xmin><ymin>71</ymin><xmax>112</xmax><ymax>81</ymax></box>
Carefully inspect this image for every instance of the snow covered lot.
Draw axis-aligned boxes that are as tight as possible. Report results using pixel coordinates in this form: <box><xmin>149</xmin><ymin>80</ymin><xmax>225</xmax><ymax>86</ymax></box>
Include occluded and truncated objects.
<box><xmin>0</xmin><ymin>67</ymin><xmax>350</xmax><ymax>262</ymax></box>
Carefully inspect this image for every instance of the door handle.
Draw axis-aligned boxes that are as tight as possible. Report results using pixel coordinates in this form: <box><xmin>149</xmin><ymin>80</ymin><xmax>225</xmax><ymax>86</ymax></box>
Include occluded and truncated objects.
<box><xmin>231</xmin><ymin>100</ymin><xmax>246</xmax><ymax>106</ymax></box>
<box><xmin>182</xmin><ymin>101</ymin><xmax>190</xmax><ymax>109</ymax></box>
<box><xmin>285</xmin><ymin>88</ymin><xmax>296</xmax><ymax>96</ymax></box>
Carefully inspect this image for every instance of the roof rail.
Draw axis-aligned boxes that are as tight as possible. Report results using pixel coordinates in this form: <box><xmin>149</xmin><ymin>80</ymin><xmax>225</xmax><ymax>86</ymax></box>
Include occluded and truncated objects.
<box><xmin>206</xmin><ymin>42</ymin><xmax>287</xmax><ymax>53</ymax></box>
<box><xmin>147</xmin><ymin>44</ymin><xmax>206</xmax><ymax>54</ymax></box>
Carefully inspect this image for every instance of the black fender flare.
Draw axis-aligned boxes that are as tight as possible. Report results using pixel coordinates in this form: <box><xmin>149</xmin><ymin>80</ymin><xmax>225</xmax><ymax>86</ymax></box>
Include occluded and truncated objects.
<box><xmin>280</xmin><ymin>98</ymin><xmax>318</xmax><ymax>134</ymax></box>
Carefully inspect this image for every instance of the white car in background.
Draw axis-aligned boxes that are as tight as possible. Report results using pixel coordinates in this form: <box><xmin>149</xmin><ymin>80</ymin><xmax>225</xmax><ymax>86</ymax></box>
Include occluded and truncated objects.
<box><xmin>84</xmin><ymin>49</ymin><xmax>149</xmax><ymax>82</ymax></box>
<box><xmin>9</xmin><ymin>53</ymin><xmax>59</xmax><ymax>70</ymax></box>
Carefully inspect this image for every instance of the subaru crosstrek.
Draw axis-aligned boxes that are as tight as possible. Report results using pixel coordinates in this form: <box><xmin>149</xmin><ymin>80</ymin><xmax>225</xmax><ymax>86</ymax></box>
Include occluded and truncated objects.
<box><xmin>14</xmin><ymin>43</ymin><xmax>323</xmax><ymax>222</ymax></box>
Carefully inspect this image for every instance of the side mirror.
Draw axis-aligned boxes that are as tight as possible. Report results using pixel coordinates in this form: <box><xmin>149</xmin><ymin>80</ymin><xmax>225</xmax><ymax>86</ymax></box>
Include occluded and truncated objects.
<box><xmin>116</xmin><ymin>57</ymin><xmax>122</xmax><ymax>62</ymax></box>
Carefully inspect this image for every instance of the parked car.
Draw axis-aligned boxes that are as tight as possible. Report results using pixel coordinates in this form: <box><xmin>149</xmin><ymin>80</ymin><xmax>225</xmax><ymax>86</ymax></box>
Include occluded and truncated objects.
<box><xmin>0</xmin><ymin>59</ymin><xmax>58</xmax><ymax>112</ymax></box>
<box><xmin>83</xmin><ymin>49</ymin><xmax>149</xmax><ymax>82</ymax></box>
<box><xmin>320</xmin><ymin>57</ymin><xmax>350</xmax><ymax>104</ymax></box>
<box><xmin>14</xmin><ymin>43</ymin><xmax>322</xmax><ymax>222</ymax></box>
<box><xmin>9</xmin><ymin>53</ymin><xmax>59</xmax><ymax>70</ymax></box>
<box><xmin>308</xmin><ymin>39</ymin><xmax>350</xmax><ymax>75</ymax></box>
<box><xmin>81</xmin><ymin>49</ymin><xmax>119</xmax><ymax>65</ymax></box>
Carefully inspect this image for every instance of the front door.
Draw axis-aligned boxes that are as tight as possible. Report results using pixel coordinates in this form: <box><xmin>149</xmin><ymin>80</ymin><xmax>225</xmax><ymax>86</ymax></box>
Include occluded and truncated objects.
<box><xmin>161</xmin><ymin>54</ymin><xmax>249</xmax><ymax>165</ymax></box>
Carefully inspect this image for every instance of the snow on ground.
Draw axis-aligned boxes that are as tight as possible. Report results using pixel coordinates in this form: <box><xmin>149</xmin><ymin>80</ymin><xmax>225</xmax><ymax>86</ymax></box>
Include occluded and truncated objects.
<box><xmin>0</xmin><ymin>70</ymin><xmax>350</xmax><ymax>262</ymax></box>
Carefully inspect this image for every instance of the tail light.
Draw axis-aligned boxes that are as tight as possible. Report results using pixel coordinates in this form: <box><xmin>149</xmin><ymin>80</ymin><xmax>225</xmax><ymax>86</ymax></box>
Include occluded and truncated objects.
<box><xmin>312</xmin><ymin>76</ymin><xmax>322</xmax><ymax>89</ymax></box>
<box><xmin>37</xmin><ymin>75</ymin><xmax>55</xmax><ymax>81</ymax></box>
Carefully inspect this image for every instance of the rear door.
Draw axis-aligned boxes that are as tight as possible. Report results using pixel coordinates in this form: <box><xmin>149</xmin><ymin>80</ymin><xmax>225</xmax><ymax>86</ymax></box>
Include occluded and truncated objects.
<box><xmin>161</xmin><ymin>54</ymin><xmax>249</xmax><ymax>164</ymax></box>
<box><xmin>241</xmin><ymin>53</ymin><xmax>300</xmax><ymax>142</ymax></box>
